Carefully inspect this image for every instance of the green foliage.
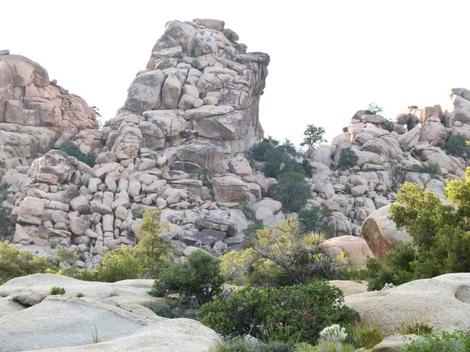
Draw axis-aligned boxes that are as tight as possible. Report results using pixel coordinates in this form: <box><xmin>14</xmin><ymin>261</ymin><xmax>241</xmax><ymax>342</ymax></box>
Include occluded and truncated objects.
<box><xmin>270</xmin><ymin>171</ymin><xmax>310</xmax><ymax>212</ymax></box>
<box><xmin>211</xmin><ymin>338</ymin><xmax>294</xmax><ymax>352</ymax></box>
<box><xmin>366</xmin><ymin>103</ymin><xmax>383</xmax><ymax>115</ymax></box>
<box><xmin>347</xmin><ymin>323</ymin><xmax>383</xmax><ymax>349</ymax></box>
<box><xmin>442</xmin><ymin>134</ymin><xmax>470</xmax><ymax>159</ymax></box>
<box><xmin>312</xmin><ymin>342</ymin><xmax>355</xmax><ymax>352</ymax></box>
<box><xmin>221</xmin><ymin>219</ymin><xmax>346</xmax><ymax>287</ymax></box>
<box><xmin>58</xmin><ymin>142</ymin><xmax>96</xmax><ymax>167</ymax></box>
<box><xmin>94</xmin><ymin>246</ymin><xmax>144</xmax><ymax>282</ymax></box>
<box><xmin>199</xmin><ymin>281</ymin><xmax>358</xmax><ymax>345</ymax></box>
<box><xmin>243</xmin><ymin>221</ymin><xmax>264</xmax><ymax>240</ymax></box>
<box><xmin>402</xmin><ymin>322</ymin><xmax>433</xmax><ymax>336</ymax></box>
<box><xmin>415</xmin><ymin>162</ymin><xmax>441</xmax><ymax>175</ymax></box>
<box><xmin>0</xmin><ymin>184</ymin><xmax>13</xmax><ymax>241</ymax></box>
<box><xmin>402</xmin><ymin>331</ymin><xmax>470</xmax><ymax>352</ymax></box>
<box><xmin>76</xmin><ymin>293</ymin><xmax>85</xmax><ymax>298</ymax></box>
<box><xmin>136</xmin><ymin>208</ymin><xmax>174</xmax><ymax>278</ymax></box>
<box><xmin>301</xmin><ymin>125</ymin><xmax>326</xmax><ymax>149</ymax></box>
<box><xmin>152</xmin><ymin>250</ymin><xmax>224</xmax><ymax>307</ymax></box>
<box><xmin>149</xmin><ymin>301</ymin><xmax>185</xmax><ymax>319</ymax></box>
<box><xmin>338</xmin><ymin>148</ymin><xmax>358</xmax><ymax>170</ymax></box>
<box><xmin>50</xmin><ymin>286</ymin><xmax>66</xmax><ymax>295</ymax></box>
<box><xmin>298</xmin><ymin>207</ymin><xmax>333</xmax><ymax>236</ymax></box>
<box><xmin>0</xmin><ymin>241</ymin><xmax>50</xmax><ymax>284</ymax></box>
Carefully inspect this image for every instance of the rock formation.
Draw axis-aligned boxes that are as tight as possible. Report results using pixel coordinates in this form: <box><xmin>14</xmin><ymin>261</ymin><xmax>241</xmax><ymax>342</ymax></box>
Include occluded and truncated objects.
<box><xmin>2</xmin><ymin>19</ymin><xmax>274</xmax><ymax>266</ymax></box>
<box><xmin>0</xmin><ymin>274</ymin><xmax>220</xmax><ymax>351</ymax></box>
<box><xmin>0</xmin><ymin>53</ymin><xmax>98</xmax><ymax>168</ymax></box>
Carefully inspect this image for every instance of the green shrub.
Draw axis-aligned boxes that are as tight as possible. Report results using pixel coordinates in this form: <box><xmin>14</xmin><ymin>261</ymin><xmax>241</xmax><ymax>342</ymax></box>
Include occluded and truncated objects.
<box><xmin>135</xmin><ymin>208</ymin><xmax>174</xmax><ymax>278</ymax></box>
<box><xmin>338</xmin><ymin>148</ymin><xmax>358</xmax><ymax>170</ymax></box>
<box><xmin>402</xmin><ymin>331</ymin><xmax>470</xmax><ymax>352</ymax></box>
<box><xmin>211</xmin><ymin>338</ymin><xmax>294</xmax><ymax>352</ymax></box>
<box><xmin>151</xmin><ymin>250</ymin><xmax>224</xmax><ymax>307</ymax></box>
<box><xmin>270</xmin><ymin>171</ymin><xmax>310</xmax><ymax>212</ymax></box>
<box><xmin>298</xmin><ymin>207</ymin><xmax>332</xmax><ymax>236</ymax></box>
<box><xmin>199</xmin><ymin>281</ymin><xmax>358</xmax><ymax>345</ymax></box>
<box><xmin>243</xmin><ymin>221</ymin><xmax>264</xmax><ymax>240</ymax></box>
<box><xmin>50</xmin><ymin>286</ymin><xmax>66</xmax><ymax>295</ymax></box>
<box><xmin>402</xmin><ymin>322</ymin><xmax>433</xmax><ymax>336</ymax></box>
<box><xmin>415</xmin><ymin>162</ymin><xmax>441</xmax><ymax>175</ymax></box>
<box><xmin>149</xmin><ymin>301</ymin><xmax>184</xmax><ymax>319</ymax></box>
<box><xmin>76</xmin><ymin>293</ymin><xmax>85</xmax><ymax>298</ymax></box>
<box><xmin>366</xmin><ymin>103</ymin><xmax>383</xmax><ymax>115</ymax></box>
<box><xmin>442</xmin><ymin>134</ymin><xmax>469</xmax><ymax>159</ymax></box>
<box><xmin>0</xmin><ymin>184</ymin><xmax>13</xmax><ymax>241</ymax></box>
<box><xmin>347</xmin><ymin>323</ymin><xmax>383</xmax><ymax>348</ymax></box>
<box><xmin>301</xmin><ymin>125</ymin><xmax>326</xmax><ymax>149</ymax></box>
<box><xmin>94</xmin><ymin>246</ymin><xmax>144</xmax><ymax>282</ymax></box>
<box><xmin>0</xmin><ymin>241</ymin><xmax>50</xmax><ymax>284</ymax></box>
<box><xmin>312</xmin><ymin>342</ymin><xmax>355</xmax><ymax>352</ymax></box>
<box><xmin>58</xmin><ymin>142</ymin><xmax>96</xmax><ymax>167</ymax></box>
<box><xmin>221</xmin><ymin>219</ymin><xmax>346</xmax><ymax>287</ymax></box>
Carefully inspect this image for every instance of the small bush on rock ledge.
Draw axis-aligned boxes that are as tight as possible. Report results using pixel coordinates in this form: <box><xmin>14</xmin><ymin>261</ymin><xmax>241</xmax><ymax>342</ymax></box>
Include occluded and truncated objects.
<box><xmin>58</xmin><ymin>141</ymin><xmax>96</xmax><ymax>167</ymax></box>
<box><xmin>338</xmin><ymin>148</ymin><xmax>358</xmax><ymax>170</ymax></box>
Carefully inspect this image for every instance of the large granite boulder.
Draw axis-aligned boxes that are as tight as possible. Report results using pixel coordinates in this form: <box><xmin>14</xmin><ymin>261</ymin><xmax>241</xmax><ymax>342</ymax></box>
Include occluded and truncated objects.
<box><xmin>323</xmin><ymin>235</ymin><xmax>374</xmax><ymax>267</ymax></box>
<box><xmin>0</xmin><ymin>53</ymin><xmax>98</xmax><ymax>167</ymax></box>
<box><xmin>345</xmin><ymin>273</ymin><xmax>470</xmax><ymax>335</ymax></box>
<box><xmin>362</xmin><ymin>205</ymin><xmax>412</xmax><ymax>258</ymax></box>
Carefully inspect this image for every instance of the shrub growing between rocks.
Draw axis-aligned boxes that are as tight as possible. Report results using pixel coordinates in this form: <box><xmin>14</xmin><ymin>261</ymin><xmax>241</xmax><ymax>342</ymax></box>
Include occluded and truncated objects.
<box><xmin>338</xmin><ymin>148</ymin><xmax>358</xmax><ymax>170</ymax></box>
<box><xmin>94</xmin><ymin>246</ymin><xmax>144</xmax><ymax>282</ymax></box>
<box><xmin>58</xmin><ymin>141</ymin><xmax>96</xmax><ymax>167</ymax></box>
<box><xmin>151</xmin><ymin>250</ymin><xmax>224</xmax><ymax>307</ymax></box>
<box><xmin>50</xmin><ymin>286</ymin><xmax>66</xmax><ymax>295</ymax></box>
<box><xmin>0</xmin><ymin>184</ymin><xmax>13</xmax><ymax>241</ymax></box>
<box><xmin>298</xmin><ymin>207</ymin><xmax>333</xmax><ymax>236</ymax></box>
<box><xmin>199</xmin><ymin>281</ymin><xmax>358</xmax><ymax>345</ymax></box>
<box><xmin>403</xmin><ymin>331</ymin><xmax>470</xmax><ymax>352</ymax></box>
<box><xmin>442</xmin><ymin>134</ymin><xmax>470</xmax><ymax>159</ymax></box>
<box><xmin>270</xmin><ymin>171</ymin><xmax>310</xmax><ymax>212</ymax></box>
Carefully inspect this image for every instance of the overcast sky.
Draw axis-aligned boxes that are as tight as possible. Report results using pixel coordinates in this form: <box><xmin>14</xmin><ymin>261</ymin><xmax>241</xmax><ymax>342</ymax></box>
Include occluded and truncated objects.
<box><xmin>2</xmin><ymin>0</ymin><xmax>470</xmax><ymax>144</ymax></box>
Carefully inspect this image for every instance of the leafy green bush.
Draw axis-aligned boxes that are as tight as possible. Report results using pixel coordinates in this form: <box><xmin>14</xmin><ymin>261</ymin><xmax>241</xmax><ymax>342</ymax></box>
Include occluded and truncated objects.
<box><xmin>50</xmin><ymin>286</ymin><xmax>66</xmax><ymax>295</ymax></box>
<box><xmin>338</xmin><ymin>148</ymin><xmax>358</xmax><ymax>170</ymax></box>
<box><xmin>199</xmin><ymin>281</ymin><xmax>358</xmax><ymax>345</ymax></box>
<box><xmin>402</xmin><ymin>322</ymin><xmax>433</xmax><ymax>336</ymax></box>
<box><xmin>58</xmin><ymin>142</ymin><xmax>96</xmax><ymax>167</ymax></box>
<box><xmin>149</xmin><ymin>301</ymin><xmax>185</xmax><ymax>319</ymax></box>
<box><xmin>442</xmin><ymin>134</ymin><xmax>470</xmax><ymax>159</ymax></box>
<box><xmin>94</xmin><ymin>246</ymin><xmax>144</xmax><ymax>282</ymax></box>
<box><xmin>152</xmin><ymin>250</ymin><xmax>224</xmax><ymax>307</ymax></box>
<box><xmin>76</xmin><ymin>292</ymin><xmax>85</xmax><ymax>298</ymax></box>
<box><xmin>402</xmin><ymin>331</ymin><xmax>470</xmax><ymax>352</ymax></box>
<box><xmin>243</xmin><ymin>221</ymin><xmax>264</xmax><ymax>240</ymax></box>
<box><xmin>0</xmin><ymin>241</ymin><xmax>50</xmax><ymax>284</ymax></box>
<box><xmin>415</xmin><ymin>162</ymin><xmax>441</xmax><ymax>175</ymax></box>
<box><xmin>0</xmin><ymin>184</ymin><xmax>13</xmax><ymax>241</ymax></box>
<box><xmin>270</xmin><ymin>171</ymin><xmax>310</xmax><ymax>212</ymax></box>
<box><xmin>301</xmin><ymin>125</ymin><xmax>326</xmax><ymax>149</ymax></box>
<box><xmin>221</xmin><ymin>219</ymin><xmax>346</xmax><ymax>287</ymax></box>
<box><xmin>347</xmin><ymin>323</ymin><xmax>383</xmax><ymax>349</ymax></box>
<box><xmin>298</xmin><ymin>207</ymin><xmax>332</xmax><ymax>236</ymax></box>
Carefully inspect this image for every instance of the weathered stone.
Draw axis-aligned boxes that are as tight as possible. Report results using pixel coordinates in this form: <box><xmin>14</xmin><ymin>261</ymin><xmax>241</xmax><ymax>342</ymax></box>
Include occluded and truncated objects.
<box><xmin>323</xmin><ymin>235</ymin><xmax>374</xmax><ymax>267</ymax></box>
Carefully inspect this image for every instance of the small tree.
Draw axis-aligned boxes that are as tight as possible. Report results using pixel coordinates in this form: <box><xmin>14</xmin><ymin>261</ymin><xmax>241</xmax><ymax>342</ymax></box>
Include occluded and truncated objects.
<box><xmin>152</xmin><ymin>250</ymin><xmax>224</xmax><ymax>307</ymax></box>
<box><xmin>298</xmin><ymin>206</ymin><xmax>333</xmax><ymax>236</ymax></box>
<box><xmin>270</xmin><ymin>171</ymin><xmax>310</xmax><ymax>212</ymax></box>
<box><xmin>301</xmin><ymin>124</ymin><xmax>326</xmax><ymax>149</ymax></box>
<box><xmin>58</xmin><ymin>142</ymin><xmax>96</xmax><ymax>167</ymax></box>
<box><xmin>95</xmin><ymin>246</ymin><xmax>144</xmax><ymax>282</ymax></box>
<box><xmin>0</xmin><ymin>184</ymin><xmax>13</xmax><ymax>241</ymax></box>
<box><xmin>136</xmin><ymin>208</ymin><xmax>174</xmax><ymax>278</ymax></box>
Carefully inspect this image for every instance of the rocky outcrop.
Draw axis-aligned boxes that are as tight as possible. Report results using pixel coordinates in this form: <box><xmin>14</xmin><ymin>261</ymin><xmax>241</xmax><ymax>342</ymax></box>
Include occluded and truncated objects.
<box><xmin>0</xmin><ymin>53</ymin><xmax>98</xmax><ymax>168</ymax></box>
<box><xmin>322</xmin><ymin>235</ymin><xmax>374</xmax><ymax>266</ymax></box>
<box><xmin>3</xmin><ymin>19</ymin><xmax>274</xmax><ymax>266</ymax></box>
<box><xmin>345</xmin><ymin>273</ymin><xmax>470</xmax><ymax>335</ymax></box>
<box><xmin>0</xmin><ymin>274</ymin><xmax>220</xmax><ymax>352</ymax></box>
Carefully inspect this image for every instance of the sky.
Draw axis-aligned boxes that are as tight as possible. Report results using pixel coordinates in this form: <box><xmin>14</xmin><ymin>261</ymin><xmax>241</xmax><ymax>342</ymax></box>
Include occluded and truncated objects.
<box><xmin>2</xmin><ymin>0</ymin><xmax>470</xmax><ymax>144</ymax></box>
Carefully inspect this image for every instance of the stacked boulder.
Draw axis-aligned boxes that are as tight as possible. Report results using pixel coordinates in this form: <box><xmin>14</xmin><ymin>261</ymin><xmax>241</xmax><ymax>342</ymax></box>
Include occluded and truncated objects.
<box><xmin>5</xmin><ymin>19</ymin><xmax>277</xmax><ymax>266</ymax></box>
<box><xmin>0</xmin><ymin>52</ymin><xmax>98</xmax><ymax>168</ymax></box>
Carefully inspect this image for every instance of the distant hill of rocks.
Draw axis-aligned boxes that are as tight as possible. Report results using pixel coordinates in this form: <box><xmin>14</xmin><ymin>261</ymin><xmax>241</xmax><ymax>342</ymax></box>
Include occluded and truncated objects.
<box><xmin>1</xmin><ymin>19</ymin><xmax>470</xmax><ymax>268</ymax></box>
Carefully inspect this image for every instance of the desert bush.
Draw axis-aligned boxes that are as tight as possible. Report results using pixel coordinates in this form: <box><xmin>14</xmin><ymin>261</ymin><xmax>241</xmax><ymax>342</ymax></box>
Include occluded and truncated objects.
<box><xmin>346</xmin><ymin>323</ymin><xmax>383</xmax><ymax>349</ymax></box>
<box><xmin>151</xmin><ymin>250</ymin><xmax>224</xmax><ymax>307</ymax></box>
<box><xmin>402</xmin><ymin>331</ymin><xmax>470</xmax><ymax>352</ymax></box>
<box><xmin>199</xmin><ymin>281</ymin><xmax>358</xmax><ymax>345</ymax></box>
<box><xmin>94</xmin><ymin>246</ymin><xmax>144</xmax><ymax>282</ymax></box>
<box><xmin>0</xmin><ymin>184</ymin><xmax>13</xmax><ymax>241</ymax></box>
<box><xmin>312</xmin><ymin>342</ymin><xmax>355</xmax><ymax>352</ymax></box>
<box><xmin>338</xmin><ymin>148</ymin><xmax>358</xmax><ymax>170</ymax></box>
<box><xmin>415</xmin><ymin>162</ymin><xmax>441</xmax><ymax>175</ymax></box>
<box><xmin>402</xmin><ymin>322</ymin><xmax>433</xmax><ymax>336</ymax></box>
<box><xmin>366</xmin><ymin>103</ymin><xmax>383</xmax><ymax>115</ymax></box>
<box><xmin>50</xmin><ymin>286</ymin><xmax>66</xmax><ymax>295</ymax></box>
<box><xmin>270</xmin><ymin>171</ymin><xmax>310</xmax><ymax>212</ymax></box>
<box><xmin>298</xmin><ymin>206</ymin><xmax>332</xmax><ymax>236</ymax></box>
<box><xmin>442</xmin><ymin>134</ymin><xmax>470</xmax><ymax>159</ymax></box>
<box><xmin>135</xmin><ymin>208</ymin><xmax>174</xmax><ymax>278</ymax></box>
<box><xmin>301</xmin><ymin>125</ymin><xmax>326</xmax><ymax>149</ymax></box>
<box><xmin>221</xmin><ymin>218</ymin><xmax>346</xmax><ymax>287</ymax></box>
<box><xmin>0</xmin><ymin>241</ymin><xmax>50</xmax><ymax>284</ymax></box>
<box><xmin>58</xmin><ymin>141</ymin><xmax>96</xmax><ymax>167</ymax></box>
<box><xmin>211</xmin><ymin>338</ymin><xmax>295</xmax><ymax>352</ymax></box>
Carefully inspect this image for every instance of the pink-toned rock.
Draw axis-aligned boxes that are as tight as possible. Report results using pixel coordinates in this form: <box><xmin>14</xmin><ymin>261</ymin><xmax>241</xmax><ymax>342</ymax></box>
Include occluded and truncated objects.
<box><xmin>323</xmin><ymin>235</ymin><xmax>374</xmax><ymax>267</ymax></box>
